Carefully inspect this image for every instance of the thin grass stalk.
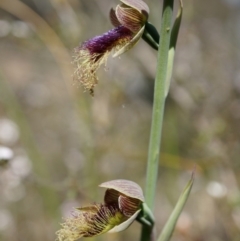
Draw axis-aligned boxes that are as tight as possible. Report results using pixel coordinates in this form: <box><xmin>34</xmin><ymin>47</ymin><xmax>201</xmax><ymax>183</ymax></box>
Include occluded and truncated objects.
<box><xmin>0</xmin><ymin>71</ymin><xmax>60</xmax><ymax>217</ymax></box>
<box><xmin>141</xmin><ymin>0</ymin><xmax>174</xmax><ymax>240</ymax></box>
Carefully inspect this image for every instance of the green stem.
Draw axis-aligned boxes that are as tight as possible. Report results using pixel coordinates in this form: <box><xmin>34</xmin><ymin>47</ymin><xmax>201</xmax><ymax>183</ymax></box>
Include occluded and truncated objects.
<box><xmin>141</xmin><ymin>0</ymin><xmax>174</xmax><ymax>240</ymax></box>
<box><xmin>146</xmin><ymin>0</ymin><xmax>174</xmax><ymax>212</ymax></box>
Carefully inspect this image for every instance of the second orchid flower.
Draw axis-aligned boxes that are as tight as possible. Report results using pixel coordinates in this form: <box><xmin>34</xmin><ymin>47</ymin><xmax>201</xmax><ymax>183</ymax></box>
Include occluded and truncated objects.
<box><xmin>56</xmin><ymin>180</ymin><xmax>147</xmax><ymax>241</ymax></box>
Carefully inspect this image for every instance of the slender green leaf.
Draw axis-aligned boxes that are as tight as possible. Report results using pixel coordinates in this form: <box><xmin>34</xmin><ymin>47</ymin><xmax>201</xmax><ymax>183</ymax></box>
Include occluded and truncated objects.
<box><xmin>157</xmin><ymin>171</ymin><xmax>194</xmax><ymax>241</ymax></box>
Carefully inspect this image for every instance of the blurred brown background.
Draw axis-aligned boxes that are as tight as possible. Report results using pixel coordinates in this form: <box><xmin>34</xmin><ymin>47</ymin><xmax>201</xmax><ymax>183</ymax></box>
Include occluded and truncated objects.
<box><xmin>0</xmin><ymin>0</ymin><xmax>240</xmax><ymax>241</ymax></box>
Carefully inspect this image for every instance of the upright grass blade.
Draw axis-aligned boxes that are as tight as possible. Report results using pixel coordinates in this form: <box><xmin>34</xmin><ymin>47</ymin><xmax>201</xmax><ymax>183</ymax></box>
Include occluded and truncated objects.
<box><xmin>157</xmin><ymin>172</ymin><xmax>194</xmax><ymax>241</ymax></box>
<box><xmin>0</xmin><ymin>71</ymin><xmax>60</xmax><ymax>217</ymax></box>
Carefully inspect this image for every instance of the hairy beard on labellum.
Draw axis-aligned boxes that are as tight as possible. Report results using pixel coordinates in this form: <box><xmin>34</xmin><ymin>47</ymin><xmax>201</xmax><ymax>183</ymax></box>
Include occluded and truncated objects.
<box><xmin>73</xmin><ymin>26</ymin><xmax>134</xmax><ymax>95</ymax></box>
<box><xmin>56</xmin><ymin>204</ymin><xmax>125</xmax><ymax>241</ymax></box>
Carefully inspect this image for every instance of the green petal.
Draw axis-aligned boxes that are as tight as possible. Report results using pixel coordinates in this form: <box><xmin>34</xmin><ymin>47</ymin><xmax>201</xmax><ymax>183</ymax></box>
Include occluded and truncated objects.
<box><xmin>108</xmin><ymin>209</ymin><xmax>141</xmax><ymax>233</ymax></box>
<box><xmin>120</xmin><ymin>0</ymin><xmax>149</xmax><ymax>17</ymax></box>
<box><xmin>142</xmin><ymin>21</ymin><xmax>160</xmax><ymax>50</ymax></box>
<box><xmin>115</xmin><ymin>4</ymin><xmax>144</xmax><ymax>33</ymax></box>
<box><xmin>113</xmin><ymin>25</ymin><xmax>145</xmax><ymax>57</ymax></box>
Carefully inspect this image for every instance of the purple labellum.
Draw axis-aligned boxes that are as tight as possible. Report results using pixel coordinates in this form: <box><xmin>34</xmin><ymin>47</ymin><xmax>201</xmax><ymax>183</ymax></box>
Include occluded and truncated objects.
<box><xmin>81</xmin><ymin>25</ymin><xmax>133</xmax><ymax>57</ymax></box>
<box><xmin>73</xmin><ymin>25</ymin><xmax>138</xmax><ymax>95</ymax></box>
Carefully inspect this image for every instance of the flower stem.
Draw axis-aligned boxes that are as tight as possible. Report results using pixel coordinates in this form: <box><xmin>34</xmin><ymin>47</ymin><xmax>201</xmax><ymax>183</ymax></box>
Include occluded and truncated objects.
<box><xmin>146</xmin><ymin>0</ymin><xmax>174</xmax><ymax>211</ymax></box>
<box><xmin>141</xmin><ymin>0</ymin><xmax>174</xmax><ymax>240</ymax></box>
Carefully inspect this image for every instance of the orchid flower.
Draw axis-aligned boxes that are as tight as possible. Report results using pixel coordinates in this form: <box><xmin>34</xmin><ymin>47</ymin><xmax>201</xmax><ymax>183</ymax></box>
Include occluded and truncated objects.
<box><xmin>56</xmin><ymin>180</ymin><xmax>145</xmax><ymax>241</ymax></box>
<box><xmin>73</xmin><ymin>0</ymin><xmax>150</xmax><ymax>95</ymax></box>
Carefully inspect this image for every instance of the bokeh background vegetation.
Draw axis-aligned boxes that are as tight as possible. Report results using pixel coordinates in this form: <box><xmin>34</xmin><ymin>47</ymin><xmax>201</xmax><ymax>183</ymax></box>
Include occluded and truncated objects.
<box><xmin>0</xmin><ymin>0</ymin><xmax>240</xmax><ymax>241</ymax></box>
